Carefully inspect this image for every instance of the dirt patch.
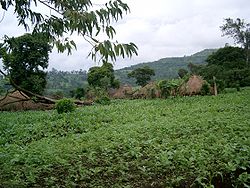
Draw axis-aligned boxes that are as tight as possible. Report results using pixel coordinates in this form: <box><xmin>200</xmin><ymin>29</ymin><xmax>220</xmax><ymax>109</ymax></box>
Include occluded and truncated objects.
<box><xmin>0</xmin><ymin>91</ymin><xmax>54</xmax><ymax>111</ymax></box>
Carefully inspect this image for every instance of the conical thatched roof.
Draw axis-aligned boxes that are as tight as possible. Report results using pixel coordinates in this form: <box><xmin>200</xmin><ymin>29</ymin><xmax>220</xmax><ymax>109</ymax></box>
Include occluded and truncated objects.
<box><xmin>179</xmin><ymin>75</ymin><xmax>205</xmax><ymax>96</ymax></box>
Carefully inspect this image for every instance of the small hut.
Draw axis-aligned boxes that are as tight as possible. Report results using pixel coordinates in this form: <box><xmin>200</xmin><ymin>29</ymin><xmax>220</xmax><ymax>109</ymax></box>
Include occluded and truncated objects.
<box><xmin>112</xmin><ymin>84</ymin><xmax>133</xmax><ymax>99</ymax></box>
<box><xmin>179</xmin><ymin>75</ymin><xmax>206</xmax><ymax>96</ymax></box>
<box><xmin>0</xmin><ymin>91</ymin><xmax>53</xmax><ymax>111</ymax></box>
<box><xmin>133</xmin><ymin>82</ymin><xmax>161</xmax><ymax>99</ymax></box>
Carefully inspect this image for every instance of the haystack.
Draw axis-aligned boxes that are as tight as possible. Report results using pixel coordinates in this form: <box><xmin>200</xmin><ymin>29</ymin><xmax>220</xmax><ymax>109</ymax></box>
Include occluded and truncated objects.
<box><xmin>133</xmin><ymin>82</ymin><xmax>161</xmax><ymax>99</ymax></box>
<box><xmin>179</xmin><ymin>75</ymin><xmax>205</xmax><ymax>96</ymax></box>
<box><xmin>112</xmin><ymin>84</ymin><xmax>133</xmax><ymax>99</ymax></box>
<box><xmin>0</xmin><ymin>91</ymin><xmax>53</xmax><ymax>111</ymax></box>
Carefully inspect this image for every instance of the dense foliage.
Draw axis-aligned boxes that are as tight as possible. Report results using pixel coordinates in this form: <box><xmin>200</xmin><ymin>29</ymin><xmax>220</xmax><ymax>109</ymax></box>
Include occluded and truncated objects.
<box><xmin>197</xmin><ymin>46</ymin><xmax>250</xmax><ymax>89</ymax></box>
<box><xmin>128</xmin><ymin>66</ymin><xmax>155</xmax><ymax>86</ymax></box>
<box><xmin>220</xmin><ymin>18</ymin><xmax>250</xmax><ymax>66</ymax></box>
<box><xmin>45</xmin><ymin>68</ymin><xmax>88</xmax><ymax>97</ymax></box>
<box><xmin>0</xmin><ymin>88</ymin><xmax>249</xmax><ymax>187</ymax></box>
<box><xmin>0</xmin><ymin>33</ymin><xmax>51</xmax><ymax>94</ymax></box>
<box><xmin>55</xmin><ymin>98</ymin><xmax>76</xmax><ymax>114</ymax></box>
<box><xmin>87</xmin><ymin>62</ymin><xmax>119</xmax><ymax>89</ymax></box>
<box><xmin>178</xmin><ymin>68</ymin><xmax>189</xmax><ymax>78</ymax></box>
<box><xmin>116</xmin><ymin>49</ymin><xmax>216</xmax><ymax>85</ymax></box>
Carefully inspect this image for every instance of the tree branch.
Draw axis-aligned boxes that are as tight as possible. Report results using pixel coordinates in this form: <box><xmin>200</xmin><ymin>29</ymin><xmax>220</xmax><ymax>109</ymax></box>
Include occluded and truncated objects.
<box><xmin>37</xmin><ymin>0</ymin><xmax>63</xmax><ymax>15</ymax></box>
<box><xmin>0</xmin><ymin>11</ymin><xmax>5</xmax><ymax>23</ymax></box>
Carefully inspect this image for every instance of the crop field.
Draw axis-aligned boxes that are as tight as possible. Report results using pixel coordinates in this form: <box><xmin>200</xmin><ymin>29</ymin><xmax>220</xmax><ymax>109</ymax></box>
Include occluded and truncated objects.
<box><xmin>0</xmin><ymin>89</ymin><xmax>250</xmax><ymax>187</ymax></box>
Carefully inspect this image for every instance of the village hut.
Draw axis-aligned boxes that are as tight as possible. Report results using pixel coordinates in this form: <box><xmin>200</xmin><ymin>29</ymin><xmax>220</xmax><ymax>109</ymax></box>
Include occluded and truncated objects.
<box><xmin>133</xmin><ymin>82</ymin><xmax>161</xmax><ymax>99</ymax></box>
<box><xmin>0</xmin><ymin>90</ymin><xmax>53</xmax><ymax>111</ymax></box>
<box><xmin>179</xmin><ymin>75</ymin><xmax>206</xmax><ymax>96</ymax></box>
<box><xmin>112</xmin><ymin>84</ymin><xmax>133</xmax><ymax>99</ymax></box>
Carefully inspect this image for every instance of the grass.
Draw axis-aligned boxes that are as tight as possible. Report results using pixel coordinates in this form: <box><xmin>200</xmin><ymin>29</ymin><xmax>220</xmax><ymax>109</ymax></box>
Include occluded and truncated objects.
<box><xmin>0</xmin><ymin>88</ymin><xmax>250</xmax><ymax>187</ymax></box>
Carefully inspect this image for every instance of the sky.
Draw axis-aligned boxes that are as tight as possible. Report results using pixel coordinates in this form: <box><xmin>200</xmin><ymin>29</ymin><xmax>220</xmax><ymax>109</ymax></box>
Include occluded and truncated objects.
<box><xmin>0</xmin><ymin>0</ymin><xmax>250</xmax><ymax>71</ymax></box>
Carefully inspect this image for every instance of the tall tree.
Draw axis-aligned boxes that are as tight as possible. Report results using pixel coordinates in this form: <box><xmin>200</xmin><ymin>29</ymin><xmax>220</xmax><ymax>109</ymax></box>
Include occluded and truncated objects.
<box><xmin>0</xmin><ymin>0</ymin><xmax>138</xmax><ymax>62</ymax></box>
<box><xmin>87</xmin><ymin>61</ymin><xmax>119</xmax><ymax>89</ymax></box>
<box><xmin>128</xmin><ymin>66</ymin><xmax>155</xmax><ymax>87</ymax></box>
<box><xmin>0</xmin><ymin>33</ymin><xmax>52</xmax><ymax>94</ymax></box>
<box><xmin>220</xmin><ymin>18</ymin><xmax>250</xmax><ymax>66</ymax></box>
<box><xmin>199</xmin><ymin>46</ymin><xmax>250</xmax><ymax>90</ymax></box>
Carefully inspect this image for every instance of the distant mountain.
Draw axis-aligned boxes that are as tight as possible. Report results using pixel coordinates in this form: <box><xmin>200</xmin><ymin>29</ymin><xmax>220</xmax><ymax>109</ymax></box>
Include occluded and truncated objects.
<box><xmin>115</xmin><ymin>49</ymin><xmax>217</xmax><ymax>85</ymax></box>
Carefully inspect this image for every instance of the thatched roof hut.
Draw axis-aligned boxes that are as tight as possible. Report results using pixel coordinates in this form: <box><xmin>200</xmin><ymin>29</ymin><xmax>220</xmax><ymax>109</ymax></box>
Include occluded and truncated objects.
<box><xmin>179</xmin><ymin>75</ymin><xmax>205</xmax><ymax>96</ymax></box>
<box><xmin>112</xmin><ymin>84</ymin><xmax>133</xmax><ymax>99</ymax></box>
<box><xmin>133</xmin><ymin>82</ymin><xmax>161</xmax><ymax>99</ymax></box>
<box><xmin>0</xmin><ymin>91</ymin><xmax>53</xmax><ymax>111</ymax></box>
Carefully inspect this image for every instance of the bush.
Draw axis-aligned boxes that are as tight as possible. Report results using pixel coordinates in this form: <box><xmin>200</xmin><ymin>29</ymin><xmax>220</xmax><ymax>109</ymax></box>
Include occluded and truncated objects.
<box><xmin>95</xmin><ymin>96</ymin><xmax>111</xmax><ymax>105</ymax></box>
<box><xmin>200</xmin><ymin>82</ymin><xmax>211</xmax><ymax>95</ymax></box>
<box><xmin>55</xmin><ymin>98</ymin><xmax>76</xmax><ymax>114</ymax></box>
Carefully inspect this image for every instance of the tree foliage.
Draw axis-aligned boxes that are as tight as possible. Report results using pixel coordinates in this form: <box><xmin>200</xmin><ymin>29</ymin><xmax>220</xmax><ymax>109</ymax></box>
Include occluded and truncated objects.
<box><xmin>198</xmin><ymin>46</ymin><xmax>250</xmax><ymax>90</ymax></box>
<box><xmin>128</xmin><ymin>66</ymin><xmax>155</xmax><ymax>87</ymax></box>
<box><xmin>0</xmin><ymin>0</ymin><xmax>138</xmax><ymax>61</ymax></box>
<box><xmin>45</xmin><ymin>68</ymin><xmax>88</xmax><ymax>97</ymax></box>
<box><xmin>206</xmin><ymin>46</ymin><xmax>246</xmax><ymax>68</ymax></box>
<box><xmin>87</xmin><ymin>61</ymin><xmax>119</xmax><ymax>89</ymax></box>
<box><xmin>70</xmin><ymin>87</ymin><xmax>85</xmax><ymax>100</ymax></box>
<box><xmin>220</xmin><ymin>18</ymin><xmax>250</xmax><ymax>65</ymax></box>
<box><xmin>178</xmin><ymin>68</ymin><xmax>188</xmax><ymax>78</ymax></box>
<box><xmin>0</xmin><ymin>33</ymin><xmax>52</xmax><ymax>94</ymax></box>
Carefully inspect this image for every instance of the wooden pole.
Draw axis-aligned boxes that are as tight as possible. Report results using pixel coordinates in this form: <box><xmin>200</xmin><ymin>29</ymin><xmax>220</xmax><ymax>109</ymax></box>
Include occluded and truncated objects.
<box><xmin>213</xmin><ymin>76</ymin><xmax>218</xmax><ymax>96</ymax></box>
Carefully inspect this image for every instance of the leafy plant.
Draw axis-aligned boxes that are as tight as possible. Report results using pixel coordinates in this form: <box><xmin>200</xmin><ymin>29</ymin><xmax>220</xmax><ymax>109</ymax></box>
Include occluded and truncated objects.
<box><xmin>0</xmin><ymin>88</ymin><xmax>250</xmax><ymax>187</ymax></box>
<box><xmin>55</xmin><ymin>98</ymin><xmax>76</xmax><ymax>114</ymax></box>
<box><xmin>200</xmin><ymin>82</ymin><xmax>211</xmax><ymax>95</ymax></box>
<box><xmin>128</xmin><ymin>66</ymin><xmax>155</xmax><ymax>87</ymax></box>
<box><xmin>95</xmin><ymin>96</ymin><xmax>111</xmax><ymax>105</ymax></box>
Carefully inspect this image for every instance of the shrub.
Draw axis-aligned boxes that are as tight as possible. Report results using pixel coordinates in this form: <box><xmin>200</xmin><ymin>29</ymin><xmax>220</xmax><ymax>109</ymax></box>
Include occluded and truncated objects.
<box><xmin>200</xmin><ymin>82</ymin><xmax>211</xmax><ymax>95</ymax></box>
<box><xmin>55</xmin><ymin>98</ymin><xmax>76</xmax><ymax>114</ymax></box>
<box><xmin>95</xmin><ymin>96</ymin><xmax>111</xmax><ymax>105</ymax></box>
<box><xmin>157</xmin><ymin>80</ymin><xmax>170</xmax><ymax>98</ymax></box>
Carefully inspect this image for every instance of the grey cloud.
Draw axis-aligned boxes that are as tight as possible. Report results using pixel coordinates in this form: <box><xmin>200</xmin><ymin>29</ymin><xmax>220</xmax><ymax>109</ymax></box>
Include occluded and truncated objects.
<box><xmin>0</xmin><ymin>0</ymin><xmax>250</xmax><ymax>71</ymax></box>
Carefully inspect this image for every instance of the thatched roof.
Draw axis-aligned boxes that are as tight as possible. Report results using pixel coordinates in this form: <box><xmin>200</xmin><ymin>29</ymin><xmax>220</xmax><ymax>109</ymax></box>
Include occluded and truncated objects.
<box><xmin>0</xmin><ymin>91</ymin><xmax>53</xmax><ymax>111</ymax></box>
<box><xmin>133</xmin><ymin>82</ymin><xmax>161</xmax><ymax>99</ymax></box>
<box><xmin>179</xmin><ymin>75</ymin><xmax>205</xmax><ymax>96</ymax></box>
<box><xmin>112</xmin><ymin>84</ymin><xmax>133</xmax><ymax>99</ymax></box>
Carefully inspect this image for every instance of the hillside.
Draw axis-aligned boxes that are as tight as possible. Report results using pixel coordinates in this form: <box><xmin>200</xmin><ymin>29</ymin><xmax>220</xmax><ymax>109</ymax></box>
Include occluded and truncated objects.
<box><xmin>0</xmin><ymin>49</ymin><xmax>217</xmax><ymax>95</ymax></box>
<box><xmin>115</xmin><ymin>49</ymin><xmax>217</xmax><ymax>85</ymax></box>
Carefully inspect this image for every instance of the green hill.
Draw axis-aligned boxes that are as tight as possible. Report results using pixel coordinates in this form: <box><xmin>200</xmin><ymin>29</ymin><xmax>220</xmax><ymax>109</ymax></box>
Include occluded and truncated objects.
<box><xmin>115</xmin><ymin>49</ymin><xmax>217</xmax><ymax>85</ymax></box>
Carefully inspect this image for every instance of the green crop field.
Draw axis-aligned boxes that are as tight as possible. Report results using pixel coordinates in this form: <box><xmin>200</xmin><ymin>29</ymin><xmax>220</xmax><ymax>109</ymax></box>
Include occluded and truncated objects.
<box><xmin>0</xmin><ymin>89</ymin><xmax>250</xmax><ymax>187</ymax></box>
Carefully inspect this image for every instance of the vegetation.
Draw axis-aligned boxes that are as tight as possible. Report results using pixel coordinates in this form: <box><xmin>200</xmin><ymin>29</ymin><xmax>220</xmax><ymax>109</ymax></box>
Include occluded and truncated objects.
<box><xmin>45</xmin><ymin>68</ymin><xmax>88</xmax><ymax>98</ymax></box>
<box><xmin>220</xmin><ymin>18</ymin><xmax>250</xmax><ymax>66</ymax></box>
<box><xmin>0</xmin><ymin>88</ymin><xmax>249</xmax><ymax>187</ymax></box>
<box><xmin>55</xmin><ymin>98</ymin><xmax>76</xmax><ymax>114</ymax></box>
<box><xmin>157</xmin><ymin>79</ymin><xmax>182</xmax><ymax>98</ymax></box>
<box><xmin>0</xmin><ymin>49</ymin><xmax>215</xmax><ymax>97</ymax></box>
<box><xmin>87</xmin><ymin>62</ymin><xmax>119</xmax><ymax>89</ymax></box>
<box><xmin>128</xmin><ymin>66</ymin><xmax>155</xmax><ymax>87</ymax></box>
<box><xmin>70</xmin><ymin>87</ymin><xmax>86</xmax><ymax>100</ymax></box>
<box><xmin>195</xmin><ymin>46</ymin><xmax>250</xmax><ymax>90</ymax></box>
<box><xmin>178</xmin><ymin>68</ymin><xmax>189</xmax><ymax>78</ymax></box>
<box><xmin>0</xmin><ymin>33</ymin><xmax>51</xmax><ymax>94</ymax></box>
<box><xmin>95</xmin><ymin>96</ymin><xmax>111</xmax><ymax>105</ymax></box>
<box><xmin>116</xmin><ymin>49</ymin><xmax>217</xmax><ymax>85</ymax></box>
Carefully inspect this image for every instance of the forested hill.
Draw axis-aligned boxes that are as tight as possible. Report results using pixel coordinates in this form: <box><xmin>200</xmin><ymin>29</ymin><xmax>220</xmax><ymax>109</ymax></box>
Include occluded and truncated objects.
<box><xmin>115</xmin><ymin>49</ymin><xmax>217</xmax><ymax>85</ymax></box>
<box><xmin>0</xmin><ymin>49</ymin><xmax>217</xmax><ymax>96</ymax></box>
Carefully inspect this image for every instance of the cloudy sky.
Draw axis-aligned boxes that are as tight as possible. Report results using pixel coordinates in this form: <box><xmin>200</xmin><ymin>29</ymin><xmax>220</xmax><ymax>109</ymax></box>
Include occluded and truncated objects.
<box><xmin>0</xmin><ymin>0</ymin><xmax>249</xmax><ymax>71</ymax></box>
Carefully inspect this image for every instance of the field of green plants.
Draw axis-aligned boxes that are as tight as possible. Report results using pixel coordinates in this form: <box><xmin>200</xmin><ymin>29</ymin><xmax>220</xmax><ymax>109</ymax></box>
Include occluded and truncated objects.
<box><xmin>0</xmin><ymin>88</ymin><xmax>250</xmax><ymax>187</ymax></box>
